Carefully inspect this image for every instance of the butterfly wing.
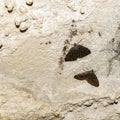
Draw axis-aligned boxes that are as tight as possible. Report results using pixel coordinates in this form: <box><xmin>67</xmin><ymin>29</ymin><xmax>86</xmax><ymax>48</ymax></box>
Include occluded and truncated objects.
<box><xmin>65</xmin><ymin>45</ymin><xmax>91</xmax><ymax>62</ymax></box>
<box><xmin>74</xmin><ymin>71</ymin><xmax>90</xmax><ymax>80</ymax></box>
<box><xmin>78</xmin><ymin>45</ymin><xmax>91</xmax><ymax>58</ymax></box>
<box><xmin>86</xmin><ymin>71</ymin><xmax>99</xmax><ymax>87</ymax></box>
<box><xmin>65</xmin><ymin>46</ymin><xmax>79</xmax><ymax>61</ymax></box>
<box><xmin>74</xmin><ymin>70</ymin><xmax>99</xmax><ymax>87</ymax></box>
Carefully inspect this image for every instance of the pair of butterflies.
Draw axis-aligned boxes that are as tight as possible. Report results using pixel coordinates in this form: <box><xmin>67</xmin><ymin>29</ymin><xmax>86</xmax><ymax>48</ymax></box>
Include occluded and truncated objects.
<box><xmin>64</xmin><ymin>44</ymin><xmax>99</xmax><ymax>87</ymax></box>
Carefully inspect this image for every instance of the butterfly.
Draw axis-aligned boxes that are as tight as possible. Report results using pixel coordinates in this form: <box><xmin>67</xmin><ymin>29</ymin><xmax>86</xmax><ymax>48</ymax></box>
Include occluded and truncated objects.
<box><xmin>64</xmin><ymin>44</ymin><xmax>91</xmax><ymax>62</ymax></box>
<box><xmin>74</xmin><ymin>70</ymin><xmax>99</xmax><ymax>87</ymax></box>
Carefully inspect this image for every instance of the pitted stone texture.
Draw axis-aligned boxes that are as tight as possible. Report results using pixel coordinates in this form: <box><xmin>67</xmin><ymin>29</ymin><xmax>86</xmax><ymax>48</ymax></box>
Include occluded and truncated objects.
<box><xmin>0</xmin><ymin>0</ymin><xmax>120</xmax><ymax>119</ymax></box>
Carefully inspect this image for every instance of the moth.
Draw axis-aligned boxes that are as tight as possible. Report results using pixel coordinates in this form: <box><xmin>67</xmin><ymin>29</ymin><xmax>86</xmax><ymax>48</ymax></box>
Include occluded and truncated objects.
<box><xmin>64</xmin><ymin>44</ymin><xmax>91</xmax><ymax>62</ymax></box>
<box><xmin>74</xmin><ymin>70</ymin><xmax>99</xmax><ymax>87</ymax></box>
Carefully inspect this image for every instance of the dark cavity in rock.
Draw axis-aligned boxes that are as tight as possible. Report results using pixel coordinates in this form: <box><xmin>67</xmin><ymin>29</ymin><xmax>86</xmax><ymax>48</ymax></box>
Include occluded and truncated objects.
<box><xmin>0</xmin><ymin>44</ymin><xmax>3</xmax><ymax>49</ymax></box>
<box><xmin>98</xmin><ymin>32</ymin><xmax>102</xmax><ymax>37</ymax></box>
<box><xmin>74</xmin><ymin>70</ymin><xmax>99</xmax><ymax>87</ymax></box>
<box><xmin>64</xmin><ymin>44</ymin><xmax>91</xmax><ymax>61</ymax></box>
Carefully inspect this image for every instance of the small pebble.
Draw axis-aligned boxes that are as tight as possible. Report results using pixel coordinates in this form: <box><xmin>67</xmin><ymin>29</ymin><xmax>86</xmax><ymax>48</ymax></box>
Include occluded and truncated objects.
<box><xmin>80</xmin><ymin>8</ymin><xmax>85</xmax><ymax>15</ymax></box>
<box><xmin>72</xmin><ymin>20</ymin><xmax>75</xmax><ymax>23</ymax></box>
<box><xmin>88</xmin><ymin>29</ymin><xmax>93</xmax><ymax>33</ymax></box>
<box><xmin>116</xmin><ymin>95</ymin><xmax>120</xmax><ymax>99</ymax></box>
<box><xmin>4</xmin><ymin>29</ymin><xmax>10</xmax><ymax>37</ymax></box>
<box><xmin>26</xmin><ymin>0</ymin><xmax>33</xmax><ymax>6</ymax></box>
<box><xmin>19</xmin><ymin>22</ymin><xmax>29</xmax><ymax>32</ymax></box>
<box><xmin>5</xmin><ymin>0</ymin><xmax>15</xmax><ymax>12</ymax></box>
<box><xmin>114</xmin><ymin>99</ymin><xmax>118</xmax><ymax>104</ymax></box>
<box><xmin>84</xmin><ymin>100</ymin><xmax>93</xmax><ymax>107</ymax></box>
<box><xmin>84</xmin><ymin>101</ymin><xmax>90</xmax><ymax>106</ymax></box>
<box><xmin>69</xmin><ymin>107</ymin><xmax>73</xmax><ymax>112</ymax></box>
<box><xmin>14</xmin><ymin>17</ymin><xmax>21</xmax><ymax>27</ymax></box>
<box><xmin>93</xmin><ymin>103</ymin><xmax>98</xmax><ymax>109</ymax></box>
<box><xmin>110</xmin><ymin>94</ymin><xmax>115</xmax><ymax>101</ymax></box>
<box><xmin>107</xmin><ymin>100</ymin><xmax>114</xmax><ymax>105</ymax></box>
<box><xmin>19</xmin><ymin>6</ymin><xmax>28</xmax><ymax>14</ymax></box>
<box><xmin>103</xmin><ymin>101</ymin><xmax>108</xmax><ymax>107</ymax></box>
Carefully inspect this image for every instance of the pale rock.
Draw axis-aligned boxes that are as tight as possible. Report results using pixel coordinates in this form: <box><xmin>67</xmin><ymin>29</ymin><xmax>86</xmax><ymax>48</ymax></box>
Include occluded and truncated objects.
<box><xmin>103</xmin><ymin>101</ymin><xmax>109</xmax><ymax>107</ymax></box>
<box><xmin>84</xmin><ymin>100</ymin><xmax>93</xmax><ymax>107</ymax></box>
<box><xmin>0</xmin><ymin>0</ymin><xmax>120</xmax><ymax>120</ymax></box>
<box><xmin>114</xmin><ymin>99</ymin><xmax>118</xmax><ymax>104</ymax></box>
<box><xmin>19</xmin><ymin>6</ymin><xmax>28</xmax><ymax>14</ymax></box>
<box><xmin>93</xmin><ymin>103</ymin><xmax>98</xmax><ymax>109</ymax></box>
<box><xmin>109</xmin><ymin>94</ymin><xmax>115</xmax><ymax>101</ymax></box>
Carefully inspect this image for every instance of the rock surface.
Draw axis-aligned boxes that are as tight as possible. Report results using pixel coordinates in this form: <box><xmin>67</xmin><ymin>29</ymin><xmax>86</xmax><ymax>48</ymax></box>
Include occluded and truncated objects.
<box><xmin>0</xmin><ymin>0</ymin><xmax>120</xmax><ymax>119</ymax></box>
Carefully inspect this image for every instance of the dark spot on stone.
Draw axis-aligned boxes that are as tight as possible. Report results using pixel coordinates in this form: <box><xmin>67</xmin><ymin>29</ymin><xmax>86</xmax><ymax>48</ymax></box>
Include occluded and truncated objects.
<box><xmin>58</xmin><ymin>57</ymin><xmax>64</xmax><ymax>70</ymax></box>
<box><xmin>72</xmin><ymin>20</ymin><xmax>75</xmax><ymax>23</ymax></box>
<box><xmin>65</xmin><ymin>44</ymin><xmax>91</xmax><ymax>61</ymax></box>
<box><xmin>98</xmin><ymin>32</ymin><xmax>102</xmax><ymax>37</ymax></box>
<box><xmin>15</xmin><ymin>24</ymin><xmax>19</xmax><ymax>28</ymax></box>
<box><xmin>59</xmin><ymin>57</ymin><xmax>64</xmax><ymax>65</ymax></box>
<box><xmin>114</xmin><ymin>100</ymin><xmax>118</xmax><ymax>104</ymax></box>
<box><xmin>88</xmin><ymin>29</ymin><xmax>93</xmax><ymax>34</ymax></box>
<box><xmin>118</xmin><ymin>24</ymin><xmax>120</xmax><ymax>30</ymax></box>
<box><xmin>20</xmin><ymin>28</ymin><xmax>28</xmax><ymax>33</ymax></box>
<box><xmin>81</xmin><ymin>12</ymin><xmax>85</xmax><ymax>15</ymax></box>
<box><xmin>71</xmin><ymin>24</ymin><xmax>74</xmax><ymax>27</ymax></box>
<box><xmin>69</xmin><ymin>29</ymin><xmax>77</xmax><ymax>38</ymax></box>
<box><xmin>45</xmin><ymin>41</ymin><xmax>51</xmax><ymax>45</ymax></box>
<box><xmin>0</xmin><ymin>44</ymin><xmax>3</xmax><ymax>49</ymax></box>
<box><xmin>111</xmin><ymin>38</ymin><xmax>115</xmax><ymax>43</ymax></box>
<box><xmin>48</xmin><ymin>41</ymin><xmax>51</xmax><ymax>44</ymax></box>
<box><xmin>62</xmin><ymin>45</ymin><xmax>68</xmax><ymax>55</ymax></box>
<box><xmin>74</xmin><ymin>70</ymin><xmax>99</xmax><ymax>87</ymax></box>
<box><xmin>8</xmin><ymin>10</ymin><xmax>13</xmax><ymax>13</ymax></box>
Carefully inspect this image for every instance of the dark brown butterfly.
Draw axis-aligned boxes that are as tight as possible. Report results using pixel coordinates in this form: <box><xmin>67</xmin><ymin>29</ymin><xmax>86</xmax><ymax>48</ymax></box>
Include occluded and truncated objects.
<box><xmin>74</xmin><ymin>70</ymin><xmax>99</xmax><ymax>87</ymax></box>
<box><xmin>65</xmin><ymin>44</ymin><xmax>91</xmax><ymax>62</ymax></box>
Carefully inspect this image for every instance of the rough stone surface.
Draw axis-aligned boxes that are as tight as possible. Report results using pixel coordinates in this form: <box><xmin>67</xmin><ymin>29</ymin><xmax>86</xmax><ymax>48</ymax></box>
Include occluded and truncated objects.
<box><xmin>0</xmin><ymin>0</ymin><xmax>120</xmax><ymax>119</ymax></box>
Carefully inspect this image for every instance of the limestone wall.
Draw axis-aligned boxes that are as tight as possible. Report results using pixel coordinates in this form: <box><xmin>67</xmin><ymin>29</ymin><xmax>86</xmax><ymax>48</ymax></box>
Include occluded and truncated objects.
<box><xmin>0</xmin><ymin>0</ymin><xmax>120</xmax><ymax>119</ymax></box>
